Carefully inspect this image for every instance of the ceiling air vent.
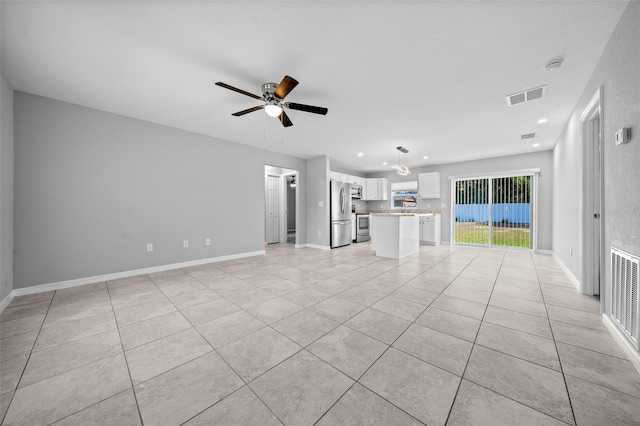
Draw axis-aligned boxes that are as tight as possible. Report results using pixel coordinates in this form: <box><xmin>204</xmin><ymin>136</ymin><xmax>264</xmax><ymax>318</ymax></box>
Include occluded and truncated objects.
<box><xmin>506</xmin><ymin>85</ymin><xmax>547</xmax><ymax>106</ymax></box>
<box><xmin>521</xmin><ymin>133</ymin><xmax>535</xmax><ymax>140</ymax></box>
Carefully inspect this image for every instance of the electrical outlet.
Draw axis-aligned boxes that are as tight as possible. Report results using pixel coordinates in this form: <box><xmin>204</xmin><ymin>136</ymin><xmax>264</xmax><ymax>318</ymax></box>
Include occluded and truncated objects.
<box><xmin>441</xmin><ymin>203</ymin><xmax>446</xmax><ymax>208</ymax></box>
<box><xmin>183</xmin><ymin>240</ymin><xmax>189</xmax><ymax>248</ymax></box>
<box><xmin>146</xmin><ymin>243</ymin><xmax>153</xmax><ymax>253</ymax></box>
<box><xmin>205</xmin><ymin>238</ymin><xmax>211</xmax><ymax>246</ymax></box>
<box><xmin>427</xmin><ymin>203</ymin><xmax>431</xmax><ymax>208</ymax></box>
<box><xmin>318</xmin><ymin>230</ymin><xmax>321</xmax><ymax>236</ymax></box>
<box><xmin>318</xmin><ymin>201</ymin><xmax>324</xmax><ymax>207</ymax></box>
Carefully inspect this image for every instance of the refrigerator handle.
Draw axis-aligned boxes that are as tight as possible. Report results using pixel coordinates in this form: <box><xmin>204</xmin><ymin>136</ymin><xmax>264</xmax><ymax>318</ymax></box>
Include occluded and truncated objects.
<box><xmin>340</xmin><ymin>187</ymin><xmax>344</xmax><ymax>214</ymax></box>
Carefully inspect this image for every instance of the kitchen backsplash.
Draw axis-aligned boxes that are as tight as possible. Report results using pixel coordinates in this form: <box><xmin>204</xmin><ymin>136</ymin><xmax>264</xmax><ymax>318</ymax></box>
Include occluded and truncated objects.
<box><xmin>357</xmin><ymin>209</ymin><xmax>442</xmax><ymax>214</ymax></box>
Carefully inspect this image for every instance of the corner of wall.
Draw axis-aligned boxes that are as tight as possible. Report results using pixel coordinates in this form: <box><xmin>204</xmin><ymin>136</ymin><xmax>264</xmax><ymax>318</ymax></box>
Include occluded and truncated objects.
<box><xmin>0</xmin><ymin>70</ymin><xmax>15</xmax><ymax>303</ymax></box>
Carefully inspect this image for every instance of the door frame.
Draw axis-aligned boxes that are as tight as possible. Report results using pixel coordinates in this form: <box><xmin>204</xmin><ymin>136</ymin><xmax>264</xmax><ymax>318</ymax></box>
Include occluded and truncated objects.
<box><xmin>264</xmin><ymin>165</ymin><xmax>299</xmax><ymax>245</ymax></box>
<box><xmin>579</xmin><ymin>86</ymin><xmax>604</xmax><ymax>297</ymax></box>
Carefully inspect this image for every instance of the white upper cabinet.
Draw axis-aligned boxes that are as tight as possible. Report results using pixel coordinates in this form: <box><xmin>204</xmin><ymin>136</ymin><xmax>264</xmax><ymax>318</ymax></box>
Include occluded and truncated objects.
<box><xmin>377</xmin><ymin>177</ymin><xmax>389</xmax><ymax>200</ymax></box>
<box><xmin>330</xmin><ymin>171</ymin><xmax>386</xmax><ymax>200</ymax></box>
<box><xmin>365</xmin><ymin>177</ymin><xmax>388</xmax><ymax>200</ymax></box>
<box><xmin>364</xmin><ymin>178</ymin><xmax>377</xmax><ymax>200</ymax></box>
<box><xmin>419</xmin><ymin>172</ymin><xmax>441</xmax><ymax>199</ymax></box>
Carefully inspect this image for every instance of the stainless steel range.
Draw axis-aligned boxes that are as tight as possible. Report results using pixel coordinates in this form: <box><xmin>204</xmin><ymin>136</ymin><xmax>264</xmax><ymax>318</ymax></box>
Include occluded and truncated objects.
<box><xmin>355</xmin><ymin>213</ymin><xmax>370</xmax><ymax>243</ymax></box>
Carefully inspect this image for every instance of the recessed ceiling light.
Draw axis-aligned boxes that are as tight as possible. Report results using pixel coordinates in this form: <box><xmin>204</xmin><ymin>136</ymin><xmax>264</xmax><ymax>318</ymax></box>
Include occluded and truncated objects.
<box><xmin>357</xmin><ymin>153</ymin><xmax>363</xmax><ymax>157</ymax></box>
<box><xmin>532</xmin><ymin>143</ymin><xmax>540</xmax><ymax>147</ymax></box>
<box><xmin>382</xmin><ymin>162</ymin><xmax>388</xmax><ymax>165</ymax></box>
<box><xmin>537</xmin><ymin>118</ymin><xmax>547</xmax><ymax>124</ymax></box>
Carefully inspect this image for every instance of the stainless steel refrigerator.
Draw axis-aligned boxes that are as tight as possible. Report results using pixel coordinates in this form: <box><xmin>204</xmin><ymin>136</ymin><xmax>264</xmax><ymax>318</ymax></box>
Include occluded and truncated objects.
<box><xmin>330</xmin><ymin>180</ymin><xmax>352</xmax><ymax>248</ymax></box>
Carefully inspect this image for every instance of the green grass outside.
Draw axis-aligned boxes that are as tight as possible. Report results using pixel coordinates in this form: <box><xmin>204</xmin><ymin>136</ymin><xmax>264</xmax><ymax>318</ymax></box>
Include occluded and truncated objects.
<box><xmin>455</xmin><ymin>222</ymin><xmax>531</xmax><ymax>248</ymax></box>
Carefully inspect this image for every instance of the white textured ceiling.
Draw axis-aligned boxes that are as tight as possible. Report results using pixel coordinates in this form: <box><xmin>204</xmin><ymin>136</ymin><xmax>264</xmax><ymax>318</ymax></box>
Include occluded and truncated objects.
<box><xmin>1</xmin><ymin>1</ymin><xmax>629</xmax><ymax>173</ymax></box>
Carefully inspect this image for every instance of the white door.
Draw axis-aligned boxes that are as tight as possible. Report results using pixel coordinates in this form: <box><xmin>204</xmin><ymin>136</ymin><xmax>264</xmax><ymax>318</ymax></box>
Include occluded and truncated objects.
<box><xmin>266</xmin><ymin>175</ymin><xmax>279</xmax><ymax>244</ymax></box>
<box><xmin>580</xmin><ymin>89</ymin><xmax>602</xmax><ymax>296</ymax></box>
<box><xmin>591</xmin><ymin>117</ymin><xmax>602</xmax><ymax>295</ymax></box>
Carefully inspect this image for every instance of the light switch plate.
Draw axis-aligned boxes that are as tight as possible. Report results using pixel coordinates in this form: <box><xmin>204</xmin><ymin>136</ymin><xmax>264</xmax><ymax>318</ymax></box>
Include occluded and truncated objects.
<box><xmin>205</xmin><ymin>238</ymin><xmax>211</xmax><ymax>246</ymax></box>
<box><xmin>441</xmin><ymin>203</ymin><xmax>446</xmax><ymax>208</ymax></box>
<box><xmin>318</xmin><ymin>201</ymin><xmax>324</xmax><ymax>207</ymax></box>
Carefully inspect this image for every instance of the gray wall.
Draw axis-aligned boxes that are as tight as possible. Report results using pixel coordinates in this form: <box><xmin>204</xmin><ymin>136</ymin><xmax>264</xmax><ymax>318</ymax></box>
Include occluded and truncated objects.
<box><xmin>368</xmin><ymin>151</ymin><xmax>554</xmax><ymax>250</ymax></box>
<box><xmin>14</xmin><ymin>92</ymin><xmax>308</xmax><ymax>288</ymax></box>
<box><xmin>306</xmin><ymin>156</ymin><xmax>330</xmax><ymax>247</ymax></box>
<box><xmin>1</xmin><ymin>70</ymin><xmax>14</xmax><ymax>301</ymax></box>
<box><xmin>553</xmin><ymin>3</ymin><xmax>639</xmax><ymax>293</ymax></box>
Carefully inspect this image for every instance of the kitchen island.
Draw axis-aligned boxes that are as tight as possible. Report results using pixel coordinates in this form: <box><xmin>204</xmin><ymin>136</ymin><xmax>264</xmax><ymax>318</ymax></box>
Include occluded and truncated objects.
<box><xmin>370</xmin><ymin>213</ymin><xmax>420</xmax><ymax>259</ymax></box>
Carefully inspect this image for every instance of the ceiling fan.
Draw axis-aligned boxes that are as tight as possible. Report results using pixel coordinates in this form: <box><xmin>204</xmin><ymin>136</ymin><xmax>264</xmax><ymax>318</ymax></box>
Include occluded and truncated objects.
<box><xmin>215</xmin><ymin>75</ymin><xmax>328</xmax><ymax>127</ymax></box>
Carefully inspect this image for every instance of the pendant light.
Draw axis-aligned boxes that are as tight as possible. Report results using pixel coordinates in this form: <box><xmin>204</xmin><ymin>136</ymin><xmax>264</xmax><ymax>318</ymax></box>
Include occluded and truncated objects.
<box><xmin>392</xmin><ymin>146</ymin><xmax>412</xmax><ymax>175</ymax></box>
<box><xmin>290</xmin><ymin>175</ymin><xmax>297</xmax><ymax>188</ymax></box>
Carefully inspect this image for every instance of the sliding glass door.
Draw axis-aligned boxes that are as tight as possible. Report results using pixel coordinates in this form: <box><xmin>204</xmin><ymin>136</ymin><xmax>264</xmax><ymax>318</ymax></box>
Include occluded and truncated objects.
<box><xmin>453</xmin><ymin>174</ymin><xmax>533</xmax><ymax>249</ymax></box>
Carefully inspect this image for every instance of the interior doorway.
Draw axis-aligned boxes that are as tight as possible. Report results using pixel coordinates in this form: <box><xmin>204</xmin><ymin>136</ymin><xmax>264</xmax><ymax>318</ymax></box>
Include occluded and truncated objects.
<box><xmin>580</xmin><ymin>87</ymin><xmax>603</xmax><ymax>296</ymax></box>
<box><xmin>264</xmin><ymin>165</ymin><xmax>298</xmax><ymax>245</ymax></box>
<box><xmin>266</xmin><ymin>175</ymin><xmax>280</xmax><ymax>244</ymax></box>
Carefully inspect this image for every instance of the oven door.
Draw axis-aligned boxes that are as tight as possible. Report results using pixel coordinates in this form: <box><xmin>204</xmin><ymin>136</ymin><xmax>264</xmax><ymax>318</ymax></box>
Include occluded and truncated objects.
<box><xmin>356</xmin><ymin>214</ymin><xmax>370</xmax><ymax>242</ymax></box>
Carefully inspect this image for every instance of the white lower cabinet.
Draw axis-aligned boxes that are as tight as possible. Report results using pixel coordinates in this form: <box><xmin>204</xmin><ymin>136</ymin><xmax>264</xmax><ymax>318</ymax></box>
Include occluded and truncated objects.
<box><xmin>419</xmin><ymin>214</ymin><xmax>441</xmax><ymax>245</ymax></box>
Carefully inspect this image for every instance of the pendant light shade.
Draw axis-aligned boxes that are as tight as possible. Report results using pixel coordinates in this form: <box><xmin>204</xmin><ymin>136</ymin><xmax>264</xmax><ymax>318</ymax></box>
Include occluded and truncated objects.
<box><xmin>392</xmin><ymin>146</ymin><xmax>412</xmax><ymax>175</ymax></box>
<box><xmin>290</xmin><ymin>175</ymin><xmax>297</xmax><ymax>188</ymax></box>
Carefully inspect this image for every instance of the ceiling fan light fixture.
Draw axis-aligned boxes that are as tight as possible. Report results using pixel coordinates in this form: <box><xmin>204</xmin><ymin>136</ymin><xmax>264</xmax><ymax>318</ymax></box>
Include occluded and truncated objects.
<box><xmin>264</xmin><ymin>104</ymin><xmax>282</xmax><ymax>117</ymax></box>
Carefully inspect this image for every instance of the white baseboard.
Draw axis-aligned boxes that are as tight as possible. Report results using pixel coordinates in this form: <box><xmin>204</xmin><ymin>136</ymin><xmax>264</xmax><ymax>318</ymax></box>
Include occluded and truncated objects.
<box><xmin>6</xmin><ymin>250</ymin><xmax>266</xmax><ymax>301</ymax></box>
<box><xmin>306</xmin><ymin>244</ymin><xmax>331</xmax><ymax>250</ymax></box>
<box><xmin>551</xmin><ymin>252</ymin><xmax>581</xmax><ymax>290</ymax></box>
<box><xmin>602</xmin><ymin>313</ymin><xmax>640</xmax><ymax>375</ymax></box>
<box><xmin>1</xmin><ymin>291</ymin><xmax>14</xmax><ymax>312</ymax></box>
<box><xmin>536</xmin><ymin>249</ymin><xmax>553</xmax><ymax>254</ymax></box>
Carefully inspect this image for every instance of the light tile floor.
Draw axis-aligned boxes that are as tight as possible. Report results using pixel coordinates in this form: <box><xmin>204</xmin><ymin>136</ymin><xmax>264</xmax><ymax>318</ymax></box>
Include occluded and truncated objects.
<box><xmin>2</xmin><ymin>243</ymin><xmax>640</xmax><ymax>425</ymax></box>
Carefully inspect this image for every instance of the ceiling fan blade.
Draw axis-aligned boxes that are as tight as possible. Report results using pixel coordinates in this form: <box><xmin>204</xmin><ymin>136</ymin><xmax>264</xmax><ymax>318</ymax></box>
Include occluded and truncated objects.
<box><xmin>215</xmin><ymin>82</ymin><xmax>262</xmax><ymax>100</ymax></box>
<box><xmin>274</xmin><ymin>75</ymin><xmax>299</xmax><ymax>100</ymax></box>
<box><xmin>285</xmin><ymin>102</ymin><xmax>328</xmax><ymax>115</ymax></box>
<box><xmin>231</xmin><ymin>105</ymin><xmax>264</xmax><ymax>116</ymax></box>
<box><xmin>279</xmin><ymin>110</ymin><xmax>293</xmax><ymax>127</ymax></box>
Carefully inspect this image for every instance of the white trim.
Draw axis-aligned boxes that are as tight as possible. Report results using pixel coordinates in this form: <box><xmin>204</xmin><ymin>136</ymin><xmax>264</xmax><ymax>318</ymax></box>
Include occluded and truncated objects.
<box><xmin>448</xmin><ymin>168</ymin><xmax>540</xmax><ymax>181</ymax></box>
<box><xmin>579</xmin><ymin>86</ymin><xmax>604</xmax><ymax>297</ymax></box>
<box><xmin>602</xmin><ymin>313</ymin><xmax>640</xmax><ymax>375</ymax></box>
<box><xmin>9</xmin><ymin>250</ymin><xmax>265</xmax><ymax>298</ymax></box>
<box><xmin>552</xmin><ymin>252</ymin><xmax>581</xmax><ymax>290</ymax></box>
<box><xmin>536</xmin><ymin>249</ymin><xmax>553</xmax><ymax>254</ymax></box>
<box><xmin>306</xmin><ymin>244</ymin><xmax>331</xmax><ymax>250</ymax></box>
<box><xmin>1</xmin><ymin>291</ymin><xmax>15</xmax><ymax>312</ymax></box>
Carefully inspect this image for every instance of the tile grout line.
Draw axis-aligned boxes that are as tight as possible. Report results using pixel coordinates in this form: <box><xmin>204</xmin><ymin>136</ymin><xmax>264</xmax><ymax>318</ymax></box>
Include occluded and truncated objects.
<box><xmin>442</xmin><ymin>249</ymin><xmax>501</xmax><ymax>425</ymax></box>
<box><xmin>533</xmin><ymin>256</ymin><xmax>579</xmax><ymax>426</ymax></box>
<box><xmin>105</xmin><ymin>282</ymin><xmax>146</xmax><ymax>426</ymax></box>
<box><xmin>0</xmin><ymin>291</ymin><xmax>56</xmax><ymax>425</ymax></box>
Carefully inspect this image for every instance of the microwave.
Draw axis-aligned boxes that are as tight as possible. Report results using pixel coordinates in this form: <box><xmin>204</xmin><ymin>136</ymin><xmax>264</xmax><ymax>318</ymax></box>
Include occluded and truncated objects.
<box><xmin>350</xmin><ymin>184</ymin><xmax>363</xmax><ymax>199</ymax></box>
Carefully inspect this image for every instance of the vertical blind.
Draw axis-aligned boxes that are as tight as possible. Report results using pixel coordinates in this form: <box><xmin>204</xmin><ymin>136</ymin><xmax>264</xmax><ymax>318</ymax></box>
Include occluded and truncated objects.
<box><xmin>454</xmin><ymin>175</ymin><xmax>532</xmax><ymax>249</ymax></box>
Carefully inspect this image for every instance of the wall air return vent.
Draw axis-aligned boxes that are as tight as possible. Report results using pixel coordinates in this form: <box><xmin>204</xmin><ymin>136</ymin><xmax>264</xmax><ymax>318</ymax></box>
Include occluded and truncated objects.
<box><xmin>506</xmin><ymin>85</ymin><xmax>547</xmax><ymax>106</ymax></box>
<box><xmin>610</xmin><ymin>247</ymin><xmax>639</xmax><ymax>351</ymax></box>
<box><xmin>521</xmin><ymin>133</ymin><xmax>535</xmax><ymax>140</ymax></box>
